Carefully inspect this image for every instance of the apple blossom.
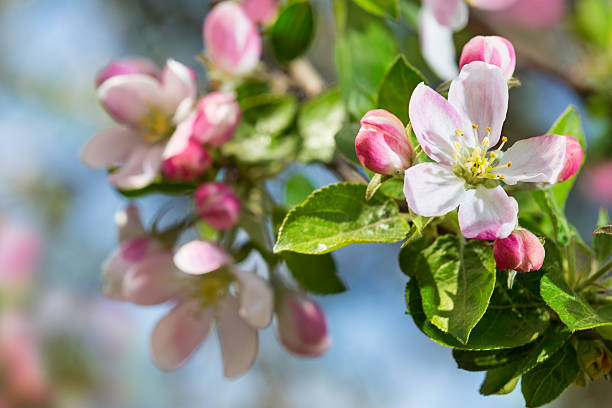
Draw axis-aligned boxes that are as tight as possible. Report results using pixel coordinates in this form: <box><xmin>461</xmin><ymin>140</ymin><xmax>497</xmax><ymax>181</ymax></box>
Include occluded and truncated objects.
<box><xmin>493</xmin><ymin>229</ymin><xmax>545</xmax><ymax>273</ymax></box>
<box><xmin>355</xmin><ymin>109</ymin><xmax>413</xmax><ymax>176</ymax></box>
<box><xmin>95</xmin><ymin>58</ymin><xmax>158</xmax><ymax>87</ymax></box>
<box><xmin>404</xmin><ymin>62</ymin><xmax>568</xmax><ymax>239</ymax></box>
<box><xmin>162</xmin><ymin>139</ymin><xmax>212</xmax><ymax>182</ymax></box>
<box><xmin>494</xmin><ymin>0</ymin><xmax>566</xmax><ymax>28</ymax></box>
<box><xmin>242</xmin><ymin>0</ymin><xmax>277</xmax><ymax>25</ymax></box>
<box><xmin>194</xmin><ymin>182</ymin><xmax>241</xmax><ymax>230</ymax></box>
<box><xmin>586</xmin><ymin>162</ymin><xmax>612</xmax><ymax>203</ymax></box>
<box><xmin>459</xmin><ymin>36</ymin><xmax>516</xmax><ymax>80</ymax></box>
<box><xmin>82</xmin><ymin>59</ymin><xmax>198</xmax><ymax>190</ymax></box>
<box><xmin>276</xmin><ymin>292</ymin><xmax>330</xmax><ymax>357</ymax></box>
<box><xmin>203</xmin><ymin>1</ymin><xmax>262</xmax><ymax>76</ymax></box>
<box><xmin>0</xmin><ymin>222</ymin><xmax>41</xmax><ymax>287</ymax></box>
<box><xmin>557</xmin><ymin>136</ymin><xmax>584</xmax><ymax>182</ymax></box>
<box><xmin>192</xmin><ymin>92</ymin><xmax>242</xmax><ymax>147</ymax></box>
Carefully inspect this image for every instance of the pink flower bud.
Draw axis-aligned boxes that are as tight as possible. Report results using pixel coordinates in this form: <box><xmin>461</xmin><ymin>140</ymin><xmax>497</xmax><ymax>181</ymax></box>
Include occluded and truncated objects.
<box><xmin>355</xmin><ymin>109</ymin><xmax>412</xmax><ymax>176</ymax></box>
<box><xmin>95</xmin><ymin>58</ymin><xmax>159</xmax><ymax>87</ymax></box>
<box><xmin>242</xmin><ymin>0</ymin><xmax>278</xmax><ymax>24</ymax></box>
<box><xmin>459</xmin><ymin>36</ymin><xmax>516</xmax><ymax>80</ymax></box>
<box><xmin>0</xmin><ymin>224</ymin><xmax>41</xmax><ymax>286</ymax></box>
<box><xmin>194</xmin><ymin>183</ymin><xmax>241</xmax><ymax>230</ymax></box>
<box><xmin>162</xmin><ymin>140</ymin><xmax>212</xmax><ymax>182</ymax></box>
<box><xmin>493</xmin><ymin>229</ymin><xmax>545</xmax><ymax>273</ymax></box>
<box><xmin>203</xmin><ymin>1</ymin><xmax>262</xmax><ymax>76</ymax></box>
<box><xmin>192</xmin><ymin>92</ymin><xmax>241</xmax><ymax>147</ymax></box>
<box><xmin>557</xmin><ymin>136</ymin><xmax>584</xmax><ymax>183</ymax></box>
<box><xmin>277</xmin><ymin>293</ymin><xmax>330</xmax><ymax>357</ymax></box>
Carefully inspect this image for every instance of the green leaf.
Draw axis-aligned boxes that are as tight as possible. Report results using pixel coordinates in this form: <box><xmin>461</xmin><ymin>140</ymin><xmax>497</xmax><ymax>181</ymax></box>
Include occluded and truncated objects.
<box><xmin>521</xmin><ymin>343</ymin><xmax>580</xmax><ymax>407</ymax></box>
<box><xmin>335</xmin><ymin>18</ymin><xmax>397</xmax><ymax>119</ymax></box>
<box><xmin>399</xmin><ymin>235</ymin><xmax>434</xmax><ymax>278</ymax></box>
<box><xmin>222</xmin><ymin>125</ymin><xmax>299</xmax><ymax>165</ymax></box>
<box><xmin>352</xmin><ymin>0</ymin><xmax>399</xmax><ymax>20</ymax></box>
<box><xmin>376</xmin><ymin>55</ymin><xmax>425</xmax><ymax>123</ymax></box>
<box><xmin>334</xmin><ymin>123</ymin><xmax>361</xmax><ymax>165</ymax></box>
<box><xmin>379</xmin><ymin>177</ymin><xmax>405</xmax><ymax>200</ymax></box>
<box><xmin>532</xmin><ymin>189</ymin><xmax>571</xmax><ymax>246</ymax></box>
<box><xmin>284</xmin><ymin>174</ymin><xmax>315</xmax><ymax>209</ymax></box>
<box><xmin>406</xmin><ymin>276</ymin><xmax>550</xmax><ymax>350</ymax></box>
<box><xmin>298</xmin><ymin>88</ymin><xmax>346</xmax><ymax>163</ymax></box>
<box><xmin>545</xmin><ymin>106</ymin><xmax>586</xmax><ymax>210</ymax></box>
<box><xmin>241</xmin><ymin>95</ymin><xmax>298</xmax><ymax>136</ymax></box>
<box><xmin>365</xmin><ymin>174</ymin><xmax>391</xmax><ymax>201</ymax></box>
<box><xmin>593</xmin><ymin>208</ymin><xmax>612</xmax><ymax>264</ymax></box>
<box><xmin>274</xmin><ymin>183</ymin><xmax>411</xmax><ymax>254</ymax></box>
<box><xmin>478</xmin><ymin>325</ymin><xmax>571</xmax><ymax>395</ymax></box>
<box><xmin>415</xmin><ymin>236</ymin><xmax>496</xmax><ymax>343</ymax></box>
<box><xmin>283</xmin><ymin>252</ymin><xmax>346</xmax><ymax>295</ymax></box>
<box><xmin>270</xmin><ymin>1</ymin><xmax>315</xmax><ymax>62</ymax></box>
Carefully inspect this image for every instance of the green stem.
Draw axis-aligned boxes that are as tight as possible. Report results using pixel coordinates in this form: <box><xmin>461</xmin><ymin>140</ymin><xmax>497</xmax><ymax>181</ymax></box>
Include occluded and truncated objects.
<box><xmin>577</xmin><ymin>257</ymin><xmax>612</xmax><ymax>291</ymax></box>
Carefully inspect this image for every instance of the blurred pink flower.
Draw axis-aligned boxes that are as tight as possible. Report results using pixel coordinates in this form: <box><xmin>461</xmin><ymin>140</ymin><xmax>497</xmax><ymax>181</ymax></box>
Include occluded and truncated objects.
<box><xmin>242</xmin><ymin>0</ymin><xmax>278</xmax><ymax>24</ymax></box>
<box><xmin>82</xmin><ymin>59</ymin><xmax>198</xmax><ymax>190</ymax></box>
<box><xmin>586</xmin><ymin>162</ymin><xmax>612</xmax><ymax>204</ymax></box>
<box><xmin>194</xmin><ymin>182</ymin><xmax>242</xmax><ymax>230</ymax></box>
<box><xmin>162</xmin><ymin>140</ymin><xmax>212</xmax><ymax>182</ymax></box>
<box><xmin>203</xmin><ymin>1</ymin><xmax>262</xmax><ymax>76</ymax></box>
<box><xmin>493</xmin><ymin>0</ymin><xmax>566</xmax><ymax>28</ymax></box>
<box><xmin>0</xmin><ymin>223</ymin><xmax>42</xmax><ymax>287</ymax></box>
<box><xmin>95</xmin><ymin>58</ymin><xmax>159</xmax><ymax>87</ymax></box>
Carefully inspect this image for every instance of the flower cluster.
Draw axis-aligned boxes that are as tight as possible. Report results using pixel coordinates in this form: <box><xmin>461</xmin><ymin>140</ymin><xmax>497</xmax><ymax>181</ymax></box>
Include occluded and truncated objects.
<box><xmin>355</xmin><ymin>36</ymin><xmax>584</xmax><ymax>273</ymax></box>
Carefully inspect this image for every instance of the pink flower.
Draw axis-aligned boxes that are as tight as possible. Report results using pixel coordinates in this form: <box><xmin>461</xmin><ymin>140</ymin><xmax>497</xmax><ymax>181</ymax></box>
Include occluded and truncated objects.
<box><xmin>492</xmin><ymin>0</ymin><xmax>566</xmax><ymax>28</ymax></box>
<box><xmin>404</xmin><ymin>62</ymin><xmax>568</xmax><ymax>239</ymax></box>
<box><xmin>82</xmin><ymin>59</ymin><xmax>198</xmax><ymax>190</ymax></box>
<box><xmin>204</xmin><ymin>1</ymin><xmax>262</xmax><ymax>76</ymax></box>
<box><xmin>95</xmin><ymin>58</ymin><xmax>159</xmax><ymax>87</ymax></box>
<box><xmin>585</xmin><ymin>162</ymin><xmax>612</xmax><ymax>204</ymax></box>
<box><xmin>355</xmin><ymin>109</ymin><xmax>413</xmax><ymax>176</ymax></box>
<box><xmin>150</xmin><ymin>240</ymin><xmax>273</xmax><ymax>377</ymax></box>
<box><xmin>493</xmin><ymin>229</ymin><xmax>545</xmax><ymax>272</ymax></box>
<box><xmin>162</xmin><ymin>140</ymin><xmax>212</xmax><ymax>182</ymax></box>
<box><xmin>276</xmin><ymin>292</ymin><xmax>330</xmax><ymax>357</ymax></box>
<box><xmin>459</xmin><ymin>36</ymin><xmax>516</xmax><ymax>80</ymax></box>
<box><xmin>192</xmin><ymin>92</ymin><xmax>242</xmax><ymax>147</ymax></box>
<box><xmin>194</xmin><ymin>182</ymin><xmax>241</xmax><ymax>230</ymax></box>
<box><xmin>242</xmin><ymin>0</ymin><xmax>278</xmax><ymax>24</ymax></box>
<box><xmin>0</xmin><ymin>223</ymin><xmax>41</xmax><ymax>287</ymax></box>
<box><xmin>0</xmin><ymin>313</ymin><xmax>50</xmax><ymax>405</ymax></box>
<box><xmin>557</xmin><ymin>136</ymin><xmax>584</xmax><ymax>182</ymax></box>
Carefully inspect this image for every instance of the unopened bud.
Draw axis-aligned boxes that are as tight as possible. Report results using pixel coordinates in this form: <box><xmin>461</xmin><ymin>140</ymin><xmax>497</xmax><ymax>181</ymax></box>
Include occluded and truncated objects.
<box><xmin>277</xmin><ymin>292</ymin><xmax>330</xmax><ymax>357</ymax></box>
<box><xmin>493</xmin><ymin>229</ymin><xmax>544</xmax><ymax>273</ymax></box>
<box><xmin>162</xmin><ymin>140</ymin><xmax>212</xmax><ymax>182</ymax></box>
<box><xmin>459</xmin><ymin>36</ymin><xmax>516</xmax><ymax>80</ymax></box>
<box><xmin>194</xmin><ymin>183</ymin><xmax>241</xmax><ymax>230</ymax></box>
<box><xmin>192</xmin><ymin>92</ymin><xmax>241</xmax><ymax>147</ymax></box>
<box><xmin>96</xmin><ymin>58</ymin><xmax>159</xmax><ymax>87</ymax></box>
<box><xmin>355</xmin><ymin>109</ymin><xmax>412</xmax><ymax>176</ymax></box>
<box><xmin>577</xmin><ymin>340</ymin><xmax>612</xmax><ymax>381</ymax></box>
<box><xmin>242</xmin><ymin>0</ymin><xmax>278</xmax><ymax>25</ymax></box>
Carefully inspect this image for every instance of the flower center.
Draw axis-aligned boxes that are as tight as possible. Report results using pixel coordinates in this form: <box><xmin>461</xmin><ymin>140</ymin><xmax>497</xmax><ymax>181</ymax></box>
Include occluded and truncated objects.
<box><xmin>452</xmin><ymin>125</ymin><xmax>512</xmax><ymax>186</ymax></box>
<box><xmin>140</xmin><ymin>107</ymin><xmax>175</xmax><ymax>143</ymax></box>
<box><xmin>192</xmin><ymin>269</ymin><xmax>234</xmax><ymax>307</ymax></box>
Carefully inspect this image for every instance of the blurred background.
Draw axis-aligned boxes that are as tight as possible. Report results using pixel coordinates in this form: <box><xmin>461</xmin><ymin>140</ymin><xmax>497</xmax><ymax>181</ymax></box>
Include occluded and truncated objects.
<box><xmin>1</xmin><ymin>0</ymin><xmax>612</xmax><ymax>406</ymax></box>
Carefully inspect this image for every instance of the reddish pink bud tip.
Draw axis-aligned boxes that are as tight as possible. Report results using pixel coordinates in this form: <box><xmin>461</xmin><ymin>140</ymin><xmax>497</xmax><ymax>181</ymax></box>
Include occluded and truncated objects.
<box><xmin>494</xmin><ymin>229</ymin><xmax>544</xmax><ymax>273</ymax></box>
<box><xmin>459</xmin><ymin>36</ymin><xmax>516</xmax><ymax>80</ymax></box>
<box><xmin>192</xmin><ymin>92</ymin><xmax>241</xmax><ymax>147</ymax></box>
<box><xmin>242</xmin><ymin>0</ymin><xmax>278</xmax><ymax>24</ymax></box>
<box><xmin>194</xmin><ymin>182</ymin><xmax>241</xmax><ymax>230</ymax></box>
<box><xmin>277</xmin><ymin>293</ymin><xmax>330</xmax><ymax>358</ymax></box>
<box><xmin>557</xmin><ymin>136</ymin><xmax>584</xmax><ymax>182</ymax></box>
<box><xmin>162</xmin><ymin>140</ymin><xmax>212</xmax><ymax>182</ymax></box>
<box><xmin>96</xmin><ymin>58</ymin><xmax>159</xmax><ymax>87</ymax></box>
<box><xmin>355</xmin><ymin>109</ymin><xmax>412</xmax><ymax>176</ymax></box>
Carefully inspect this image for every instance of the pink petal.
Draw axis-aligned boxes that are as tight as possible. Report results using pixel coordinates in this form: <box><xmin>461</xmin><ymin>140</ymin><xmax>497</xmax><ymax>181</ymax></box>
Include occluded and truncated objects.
<box><xmin>102</xmin><ymin>249</ymin><xmax>131</xmax><ymax>301</ymax></box>
<box><xmin>469</xmin><ymin>0</ymin><xmax>517</xmax><ymax>10</ymax></box>
<box><xmin>419</xmin><ymin>7</ymin><xmax>459</xmax><ymax>81</ymax></box>
<box><xmin>217</xmin><ymin>295</ymin><xmax>258</xmax><ymax>378</ymax></box>
<box><xmin>493</xmin><ymin>0</ymin><xmax>565</xmax><ymax>28</ymax></box>
<box><xmin>423</xmin><ymin>0</ymin><xmax>468</xmax><ymax>30</ymax></box>
<box><xmin>409</xmin><ymin>83</ymin><xmax>473</xmax><ymax>163</ymax></box>
<box><xmin>242</xmin><ymin>0</ymin><xmax>278</xmax><ymax>24</ymax></box>
<box><xmin>123</xmin><ymin>252</ymin><xmax>183</xmax><ymax>306</ymax></box>
<box><xmin>81</xmin><ymin>127</ymin><xmax>144</xmax><ymax>169</ymax></box>
<box><xmin>493</xmin><ymin>134</ymin><xmax>567</xmax><ymax>185</ymax></box>
<box><xmin>151</xmin><ymin>301</ymin><xmax>214</xmax><ymax>371</ymax></box>
<box><xmin>173</xmin><ymin>240</ymin><xmax>232</xmax><ymax>275</ymax></box>
<box><xmin>233</xmin><ymin>269</ymin><xmax>273</xmax><ymax>329</ymax></box>
<box><xmin>115</xmin><ymin>205</ymin><xmax>146</xmax><ymax>243</ymax></box>
<box><xmin>459</xmin><ymin>36</ymin><xmax>516</xmax><ymax>80</ymax></box>
<box><xmin>160</xmin><ymin>59</ymin><xmax>197</xmax><ymax>115</ymax></box>
<box><xmin>448</xmin><ymin>61</ymin><xmax>508</xmax><ymax>146</ymax></box>
<box><xmin>404</xmin><ymin>163</ymin><xmax>467</xmax><ymax>217</ymax></box>
<box><xmin>0</xmin><ymin>224</ymin><xmax>41</xmax><ymax>285</ymax></box>
<box><xmin>162</xmin><ymin>112</ymin><xmax>197</xmax><ymax>159</ymax></box>
<box><xmin>96</xmin><ymin>58</ymin><xmax>159</xmax><ymax>87</ymax></box>
<box><xmin>109</xmin><ymin>145</ymin><xmax>164</xmax><ymax>190</ymax></box>
<box><xmin>458</xmin><ymin>185</ymin><xmax>518</xmax><ymax>239</ymax></box>
<box><xmin>97</xmin><ymin>74</ymin><xmax>166</xmax><ymax>128</ymax></box>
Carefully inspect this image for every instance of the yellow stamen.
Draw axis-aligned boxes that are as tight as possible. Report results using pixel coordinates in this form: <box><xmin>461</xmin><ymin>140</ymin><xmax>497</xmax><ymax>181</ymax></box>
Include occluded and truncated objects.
<box><xmin>486</xmin><ymin>127</ymin><xmax>491</xmax><ymax>133</ymax></box>
<box><xmin>455</xmin><ymin>129</ymin><xmax>464</xmax><ymax>137</ymax></box>
<box><xmin>501</xmin><ymin>136</ymin><xmax>508</xmax><ymax>143</ymax></box>
<box><xmin>454</xmin><ymin>141</ymin><xmax>462</xmax><ymax>152</ymax></box>
<box><xmin>490</xmin><ymin>152</ymin><xmax>497</xmax><ymax>159</ymax></box>
<box><xmin>507</xmin><ymin>161</ymin><xmax>513</xmax><ymax>168</ymax></box>
<box><xmin>482</xmin><ymin>137</ymin><xmax>490</xmax><ymax>147</ymax></box>
<box><xmin>472</xmin><ymin>124</ymin><xmax>479</xmax><ymax>130</ymax></box>
<box><xmin>499</xmin><ymin>175</ymin><xmax>505</xmax><ymax>180</ymax></box>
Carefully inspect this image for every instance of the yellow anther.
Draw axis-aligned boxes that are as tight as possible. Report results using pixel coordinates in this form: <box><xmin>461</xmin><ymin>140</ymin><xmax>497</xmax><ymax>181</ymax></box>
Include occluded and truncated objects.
<box><xmin>474</xmin><ymin>147</ymin><xmax>482</xmax><ymax>156</ymax></box>
<box><xmin>499</xmin><ymin>175</ymin><xmax>505</xmax><ymax>180</ymax></box>
<box><xmin>454</xmin><ymin>153</ymin><xmax>460</xmax><ymax>161</ymax></box>
<box><xmin>501</xmin><ymin>136</ymin><xmax>508</xmax><ymax>143</ymax></box>
<box><xmin>490</xmin><ymin>152</ymin><xmax>497</xmax><ymax>159</ymax></box>
<box><xmin>454</xmin><ymin>141</ymin><xmax>462</xmax><ymax>152</ymax></box>
<box><xmin>472</xmin><ymin>124</ymin><xmax>479</xmax><ymax>130</ymax></box>
<box><xmin>507</xmin><ymin>161</ymin><xmax>513</xmax><ymax>168</ymax></box>
<box><xmin>482</xmin><ymin>137</ymin><xmax>490</xmax><ymax>147</ymax></box>
<box><xmin>455</xmin><ymin>129</ymin><xmax>464</xmax><ymax>137</ymax></box>
<box><xmin>486</xmin><ymin>127</ymin><xmax>491</xmax><ymax>133</ymax></box>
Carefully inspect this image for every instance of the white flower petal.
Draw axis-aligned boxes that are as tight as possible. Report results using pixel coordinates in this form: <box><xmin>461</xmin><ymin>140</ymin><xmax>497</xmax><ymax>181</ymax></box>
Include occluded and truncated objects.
<box><xmin>81</xmin><ymin>128</ymin><xmax>143</xmax><ymax>169</ymax></box>
<box><xmin>494</xmin><ymin>135</ymin><xmax>567</xmax><ymax>185</ymax></box>
<box><xmin>115</xmin><ymin>205</ymin><xmax>146</xmax><ymax>243</ymax></box>
<box><xmin>419</xmin><ymin>7</ymin><xmax>459</xmax><ymax>81</ymax></box>
<box><xmin>123</xmin><ymin>252</ymin><xmax>182</xmax><ymax>306</ymax></box>
<box><xmin>109</xmin><ymin>145</ymin><xmax>164</xmax><ymax>190</ymax></box>
<box><xmin>423</xmin><ymin>0</ymin><xmax>468</xmax><ymax>30</ymax></box>
<box><xmin>458</xmin><ymin>185</ymin><xmax>518</xmax><ymax>239</ymax></box>
<box><xmin>217</xmin><ymin>295</ymin><xmax>258</xmax><ymax>378</ymax></box>
<box><xmin>448</xmin><ymin>61</ymin><xmax>508</xmax><ymax>146</ymax></box>
<box><xmin>173</xmin><ymin>240</ymin><xmax>232</xmax><ymax>276</ymax></box>
<box><xmin>160</xmin><ymin>59</ymin><xmax>197</xmax><ymax>114</ymax></box>
<box><xmin>404</xmin><ymin>163</ymin><xmax>467</xmax><ymax>217</ymax></box>
<box><xmin>151</xmin><ymin>301</ymin><xmax>214</xmax><ymax>371</ymax></box>
<box><xmin>233</xmin><ymin>269</ymin><xmax>273</xmax><ymax>329</ymax></box>
<box><xmin>101</xmin><ymin>249</ymin><xmax>129</xmax><ymax>301</ymax></box>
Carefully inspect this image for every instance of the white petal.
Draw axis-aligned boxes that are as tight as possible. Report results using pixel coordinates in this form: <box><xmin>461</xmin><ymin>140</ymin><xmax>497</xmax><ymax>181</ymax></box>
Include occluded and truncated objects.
<box><xmin>409</xmin><ymin>83</ymin><xmax>474</xmax><ymax>164</ymax></box>
<box><xmin>448</xmin><ymin>61</ymin><xmax>509</xmax><ymax>146</ymax></box>
<box><xmin>173</xmin><ymin>240</ymin><xmax>232</xmax><ymax>275</ymax></box>
<box><xmin>151</xmin><ymin>301</ymin><xmax>214</xmax><ymax>371</ymax></box>
<box><xmin>115</xmin><ymin>205</ymin><xmax>146</xmax><ymax>243</ymax></box>
<box><xmin>494</xmin><ymin>135</ymin><xmax>567</xmax><ymax>185</ymax></box>
<box><xmin>101</xmin><ymin>249</ymin><xmax>129</xmax><ymax>301</ymax></box>
<box><xmin>419</xmin><ymin>8</ymin><xmax>459</xmax><ymax>81</ymax></box>
<box><xmin>109</xmin><ymin>145</ymin><xmax>164</xmax><ymax>190</ymax></box>
<box><xmin>160</xmin><ymin>59</ymin><xmax>197</xmax><ymax>114</ymax></box>
<box><xmin>423</xmin><ymin>0</ymin><xmax>468</xmax><ymax>30</ymax></box>
<box><xmin>81</xmin><ymin>128</ymin><xmax>143</xmax><ymax>169</ymax></box>
<box><xmin>404</xmin><ymin>163</ymin><xmax>467</xmax><ymax>217</ymax></box>
<box><xmin>162</xmin><ymin>113</ymin><xmax>197</xmax><ymax>160</ymax></box>
<box><xmin>458</xmin><ymin>185</ymin><xmax>518</xmax><ymax>240</ymax></box>
<box><xmin>217</xmin><ymin>295</ymin><xmax>258</xmax><ymax>378</ymax></box>
<box><xmin>123</xmin><ymin>252</ymin><xmax>183</xmax><ymax>306</ymax></box>
<box><xmin>233</xmin><ymin>269</ymin><xmax>273</xmax><ymax>329</ymax></box>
